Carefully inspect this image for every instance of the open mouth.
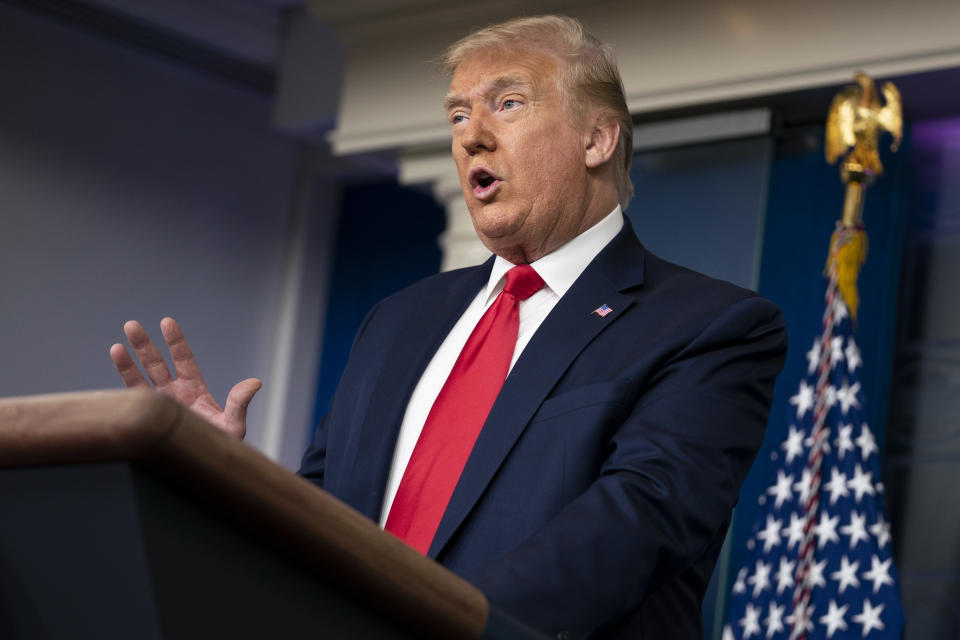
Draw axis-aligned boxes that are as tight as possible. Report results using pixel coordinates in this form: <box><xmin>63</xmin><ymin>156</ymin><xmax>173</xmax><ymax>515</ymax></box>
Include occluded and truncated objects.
<box><xmin>469</xmin><ymin>167</ymin><xmax>503</xmax><ymax>199</ymax></box>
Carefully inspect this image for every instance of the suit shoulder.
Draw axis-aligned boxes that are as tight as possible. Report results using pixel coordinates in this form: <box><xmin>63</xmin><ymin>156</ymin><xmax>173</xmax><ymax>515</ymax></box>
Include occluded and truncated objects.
<box><xmin>642</xmin><ymin>251</ymin><xmax>774</xmax><ymax>308</ymax></box>
<box><xmin>637</xmin><ymin>250</ymin><xmax>784</xmax><ymax>338</ymax></box>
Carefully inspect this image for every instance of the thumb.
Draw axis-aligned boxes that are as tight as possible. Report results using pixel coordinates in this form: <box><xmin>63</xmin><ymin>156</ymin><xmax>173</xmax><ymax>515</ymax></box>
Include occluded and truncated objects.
<box><xmin>223</xmin><ymin>378</ymin><xmax>262</xmax><ymax>439</ymax></box>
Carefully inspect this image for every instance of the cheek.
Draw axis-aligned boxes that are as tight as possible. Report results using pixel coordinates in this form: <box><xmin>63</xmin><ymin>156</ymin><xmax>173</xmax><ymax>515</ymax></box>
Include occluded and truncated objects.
<box><xmin>453</xmin><ymin>154</ymin><xmax>473</xmax><ymax>193</ymax></box>
<box><xmin>453</xmin><ymin>147</ymin><xmax>468</xmax><ymax>175</ymax></box>
<box><xmin>530</xmin><ymin>137</ymin><xmax>582</xmax><ymax>192</ymax></box>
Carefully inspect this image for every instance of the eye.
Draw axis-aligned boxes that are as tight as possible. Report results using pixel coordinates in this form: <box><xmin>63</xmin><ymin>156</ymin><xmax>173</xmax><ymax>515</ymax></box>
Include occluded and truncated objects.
<box><xmin>501</xmin><ymin>99</ymin><xmax>521</xmax><ymax>111</ymax></box>
<box><xmin>450</xmin><ymin>111</ymin><xmax>468</xmax><ymax>125</ymax></box>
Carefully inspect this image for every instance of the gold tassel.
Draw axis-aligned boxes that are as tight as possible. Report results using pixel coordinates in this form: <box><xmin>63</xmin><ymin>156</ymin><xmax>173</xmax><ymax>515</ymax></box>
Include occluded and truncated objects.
<box><xmin>825</xmin><ymin>225</ymin><xmax>868</xmax><ymax>323</ymax></box>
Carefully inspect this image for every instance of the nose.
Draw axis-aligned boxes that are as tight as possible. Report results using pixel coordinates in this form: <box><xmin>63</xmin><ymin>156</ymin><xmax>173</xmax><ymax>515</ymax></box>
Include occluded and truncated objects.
<box><xmin>459</xmin><ymin>107</ymin><xmax>496</xmax><ymax>155</ymax></box>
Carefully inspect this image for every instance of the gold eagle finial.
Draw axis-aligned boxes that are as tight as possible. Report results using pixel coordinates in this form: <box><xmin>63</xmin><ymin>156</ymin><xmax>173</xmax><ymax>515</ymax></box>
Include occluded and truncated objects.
<box><xmin>825</xmin><ymin>72</ymin><xmax>902</xmax><ymax>177</ymax></box>
<box><xmin>822</xmin><ymin>72</ymin><xmax>902</xmax><ymax>323</ymax></box>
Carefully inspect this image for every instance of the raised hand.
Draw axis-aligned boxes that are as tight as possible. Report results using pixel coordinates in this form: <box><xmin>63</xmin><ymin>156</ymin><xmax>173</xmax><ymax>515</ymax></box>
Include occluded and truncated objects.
<box><xmin>109</xmin><ymin>317</ymin><xmax>260</xmax><ymax>439</ymax></box>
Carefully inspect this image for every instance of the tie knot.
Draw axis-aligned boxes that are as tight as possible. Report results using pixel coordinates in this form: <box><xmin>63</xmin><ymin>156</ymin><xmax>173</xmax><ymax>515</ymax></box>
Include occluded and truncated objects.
<box><xmin>503</xmin><ymin>264</ymin><xmax>545</xmax><ymax>301</ymax></box>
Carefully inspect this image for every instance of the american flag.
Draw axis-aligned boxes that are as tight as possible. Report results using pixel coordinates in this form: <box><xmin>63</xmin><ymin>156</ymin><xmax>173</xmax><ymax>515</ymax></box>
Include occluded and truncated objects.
<box><xmin>593</xmin><ymin>304</ymin><xmax>613</xmax><ymax>317</ymax></box>
<box><xmin>722</xmin><ymin>233</ymin><xmax>904</xmax><ymax>639</ymax></box>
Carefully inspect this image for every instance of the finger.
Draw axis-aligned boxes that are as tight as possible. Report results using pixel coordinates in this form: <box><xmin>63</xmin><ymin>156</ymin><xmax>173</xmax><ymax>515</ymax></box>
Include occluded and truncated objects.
<box><xmin>160</xmin><ymin>317</ymin><xmax>204</xmax><ymax>382</ymax></box>
<box><xmin>223</xmin><ymin>378</ymin><xmax>262</xmax><ymax>439</ymax></box>
<box><xmin>109</xmin><ymin>343</ymin><xmax>151</xmax><ymax>388</ymax></box>
<box><xmin>123</xmin><ymin>320</ymin><xmax>173</xmax><ymax>386</ymax></box>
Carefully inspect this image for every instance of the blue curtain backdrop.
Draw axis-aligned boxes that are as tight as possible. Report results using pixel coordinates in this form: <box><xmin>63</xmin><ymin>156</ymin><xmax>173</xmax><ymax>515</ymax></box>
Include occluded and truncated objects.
<box><xmin>308</xmin><ymin>181</ymin><xmax>444</xmax><ymax>452</ymax></box>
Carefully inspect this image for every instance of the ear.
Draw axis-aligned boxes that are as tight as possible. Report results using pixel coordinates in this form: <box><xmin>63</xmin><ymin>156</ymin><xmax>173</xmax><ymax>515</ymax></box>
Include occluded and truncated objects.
<box><xmin>584</xmin><ymin>116</ymin><xmax>620</xmax><ymax>169</ymax></box>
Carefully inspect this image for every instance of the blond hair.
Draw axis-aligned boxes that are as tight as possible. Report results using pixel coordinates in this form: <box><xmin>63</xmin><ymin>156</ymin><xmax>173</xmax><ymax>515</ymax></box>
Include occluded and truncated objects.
<box><xmin>441</xmin><ymin>15</ymin><xmax>634</xmax><ymax>206</ymax></box>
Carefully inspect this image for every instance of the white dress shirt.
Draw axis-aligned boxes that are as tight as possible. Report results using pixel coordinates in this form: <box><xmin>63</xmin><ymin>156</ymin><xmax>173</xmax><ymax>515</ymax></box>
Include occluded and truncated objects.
<box><xmin>378</xmin><ymin>206</ymin><xmax>624</xmax><ymax>526</ymax></box>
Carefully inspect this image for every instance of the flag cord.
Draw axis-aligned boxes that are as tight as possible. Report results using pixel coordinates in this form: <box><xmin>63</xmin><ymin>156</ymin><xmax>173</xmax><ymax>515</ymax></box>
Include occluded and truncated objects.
<box><xmin>788</xmin><ymin>264</ymin><xmax>838</xmax><ymax>639</ymax></box>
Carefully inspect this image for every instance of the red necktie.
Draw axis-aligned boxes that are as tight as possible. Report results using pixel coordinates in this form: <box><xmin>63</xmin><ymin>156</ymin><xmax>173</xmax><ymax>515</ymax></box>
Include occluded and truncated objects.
<box><xmin>385</xmin><ymin>264</ymin><xmax>545</xmax><ymax>554</ymax></box>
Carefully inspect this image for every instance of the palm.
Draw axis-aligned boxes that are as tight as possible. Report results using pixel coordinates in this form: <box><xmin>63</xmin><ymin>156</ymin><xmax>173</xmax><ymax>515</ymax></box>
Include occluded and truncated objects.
<box><xmin>109</xmin><ymin>318</ymin><xmax>260</xmax><ymax>439</ymax></box>
<box><xmin>160</xmin><ymin>375</ymin><xmax>234</xmax><ymax>435</ymax></box>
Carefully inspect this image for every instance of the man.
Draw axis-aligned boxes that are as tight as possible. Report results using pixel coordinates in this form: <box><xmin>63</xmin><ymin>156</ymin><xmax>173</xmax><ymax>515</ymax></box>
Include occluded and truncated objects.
<box><xmin>111</xmin><ymin>15</ymin><xmax>787</xmax><ymax>639</ymax></box>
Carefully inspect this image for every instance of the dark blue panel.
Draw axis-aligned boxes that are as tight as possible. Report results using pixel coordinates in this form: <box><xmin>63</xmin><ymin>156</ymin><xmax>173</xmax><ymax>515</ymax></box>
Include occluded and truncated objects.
<box><xmin>309</xmin><ymin>182</ymin><xmax>444</xmax><ymax>447</ymax></box>
<box><xmin>627</xmin><ymin>137</ymin><xmax>772</xmax><ymax>289</ymax></box>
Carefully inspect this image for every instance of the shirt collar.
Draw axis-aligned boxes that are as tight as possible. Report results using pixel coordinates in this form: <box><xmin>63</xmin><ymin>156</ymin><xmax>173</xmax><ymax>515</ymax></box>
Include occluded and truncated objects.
<box><xmin>483</xmin><ymin>205</ymin><xmax>624</xmax><ymax>303</ymax></box>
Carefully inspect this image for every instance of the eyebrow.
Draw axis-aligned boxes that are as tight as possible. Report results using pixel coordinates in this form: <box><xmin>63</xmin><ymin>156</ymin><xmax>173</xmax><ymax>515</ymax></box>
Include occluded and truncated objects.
<box><xmin>443</xmin><ymin>74</ymin><xmax>536</xmax><ymax>113</ymax></box>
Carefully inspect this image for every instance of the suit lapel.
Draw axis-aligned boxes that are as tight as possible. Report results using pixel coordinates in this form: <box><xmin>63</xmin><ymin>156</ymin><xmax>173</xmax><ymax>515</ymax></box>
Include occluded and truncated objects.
<box><xmin>428</xmin><ymin>222</ymin><xmax>648</xmax><ymax>557</ymax></box>
<box><xmin>336</xmin><ymin>260</ymin><xmax>493</xmax><ymax>521</ymax></box>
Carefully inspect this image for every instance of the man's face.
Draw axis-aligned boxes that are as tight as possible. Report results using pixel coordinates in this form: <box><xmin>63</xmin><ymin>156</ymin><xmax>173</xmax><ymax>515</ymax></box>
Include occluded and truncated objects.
<box><xmin>445</xmin><ymin>48</ymin><xmax>595</xmax><ymax>263</ymax></box>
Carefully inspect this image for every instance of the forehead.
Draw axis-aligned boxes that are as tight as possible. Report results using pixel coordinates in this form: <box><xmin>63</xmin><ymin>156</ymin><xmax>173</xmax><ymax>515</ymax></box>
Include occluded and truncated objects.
<box><xmin>446</xmin><ymin>47</ymin><xmax>560</xmax><ymax>101</ymax></box>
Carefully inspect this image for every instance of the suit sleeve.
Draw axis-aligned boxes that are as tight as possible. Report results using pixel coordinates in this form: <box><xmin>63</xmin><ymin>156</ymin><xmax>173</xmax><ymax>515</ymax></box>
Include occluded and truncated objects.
<box><xmin>468</xmin><ymin>295</ymin><xmax>787</xmax><ymax>637</ymax></box>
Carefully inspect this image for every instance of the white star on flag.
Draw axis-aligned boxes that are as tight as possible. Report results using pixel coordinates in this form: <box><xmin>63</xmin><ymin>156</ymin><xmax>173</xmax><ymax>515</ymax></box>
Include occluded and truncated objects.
<box><xmin>733</xmin><ymin>567</ymin><xmax>748</xmax><ymax>594</ymax></box>
<box><xmin>790</xmin><ymin>381</ymin><xmax>815</xmax><ymax>418</ymax></box>
<box><xmin>847</xmin><ymin>463</ymin><xmax>876</xmax><ymax>502</ymax></box>
<box><xmin>829</xmin><ymin>336</ymin><xmax>845</xmax><ymax>369</ymax></box>
<box><xmin>853</xmin><ymin>599</ymin><xmax>886</xmax><ymax>636</ymax></box>
<box><xmin>764</xmin><ymin>602</ymin><xmax>786</xmax><ymax>639</ymax></box>
<box><xmin>822</xmin><ymin>384</ymin><xmax>838</xmax><ymax>410</ymax></box>
<box><xmin>740</xmin><ymin>603</ymin><xmax>762</xmax><ymax>638</ymax></box>
<box><xmin>782</xmin><ymin>511</ymin><xmax>805</xmax><ymax>550</ymax></box>
<box><xmin>794</xmin><ymin>468</ymin><xmax>814</xmax><ymax>504</ymax></box>
<box><xmin>756</xmin><ymin>515</ymin><xmax>783</xmax><ymax>553</ymax></box>
<box><xmin>807</xmin><ymin>558</ymin><xmax>828</xmax><ymax>589</ymax></box>
<box><xmin>747</xmin><ymin>560</ymin><xmax>772</xmax><ymax>598</ymax></box>
<box><xmin>831</xmin><ymin>298</ymin><xmax>849</xmax><ymax>323</ymax></box>
<box><xmin>815</xmin><ymin>512</ymin><xmax>841</xmax><ymax>549</ymax></box>
<box><xmin>819</xmin><ymin>599</ymin><xmax>849</xmax><ymax>638</ymax></box>
<box><xmin>845</xmin><ymin>338</ymin><xmax>862</xmax><ymax>372</ymax></box>
<box><xmin>863</xmin><ymin>555</ymin><xmax>895</xmax><ymax>593</ymax></box>
<box><xmin>781</xmin><ymin>425</ymin><xmax>805</xmax><ymax>464</ymax></box>
<box><xmin>766</xmin><ymin>470</ymin><xmax>794</xmax><ymax>509</ymax></box>
<box><xmin>806</xmin><ymin>339</ymin><xmax>821</xmax><ymax>376</ymax></box>
<box><xmin>831</xmin><ymin>555</ymin><xmax>861</xmax><ymax>594</ymax></box>
<box><xmin>835</xmin><ymin>423</ymin><xmax>856</xmax><ymax>459</ymax></box>
<box><xmin>841</xmin><ymin>510</ymin><xmax>870</xmax><ymax>549</ymax></box>
<box><xmin>836</xmin><ymin>379</ymin><xmax>861</xmax><ymax>414</ymax></box>
<box><xmin>823</xmin><ymin>466</ymin><xmax>850</xmax><ymax>505</ymax></box>
<box><xmin>774</xmin><ymin>556</ymin><xmax>795</xmax><ymax>595</ymax></box>
<box><xmin>869</xmin><ymin>514</ymin><xmax>892</xmax><ymax>549</ymax></box>
<box><xmin>856</xmin><ymin>423</ymin><xmax>878</xmax><ymax>460</ymax></box>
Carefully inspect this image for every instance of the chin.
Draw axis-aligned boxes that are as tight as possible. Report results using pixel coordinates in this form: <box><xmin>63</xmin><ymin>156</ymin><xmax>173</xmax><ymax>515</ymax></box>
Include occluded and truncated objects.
<box><xmin>469</xmin><ymin>203</ymin><xmax>524</xmax><ymax>237</ymax></box>
<box><xmin>474</xmin><ymin>229</ymin><xmax>529</xmax><ymax>263</ymax></box>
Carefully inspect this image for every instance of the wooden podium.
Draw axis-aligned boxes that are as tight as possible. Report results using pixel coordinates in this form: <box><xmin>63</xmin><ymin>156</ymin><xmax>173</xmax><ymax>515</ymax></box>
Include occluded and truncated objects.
<box><xmin>0</xmin><ymin>390</ymin><xmax>546</xmax><ymax>639</ymax></box>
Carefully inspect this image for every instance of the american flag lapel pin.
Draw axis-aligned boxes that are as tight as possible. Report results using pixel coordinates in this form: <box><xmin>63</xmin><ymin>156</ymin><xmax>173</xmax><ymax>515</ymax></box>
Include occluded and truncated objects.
<box><xmin>592</xmin><ymin>304</ymin><xmax>613</xmax><ymax>317</ymax></box>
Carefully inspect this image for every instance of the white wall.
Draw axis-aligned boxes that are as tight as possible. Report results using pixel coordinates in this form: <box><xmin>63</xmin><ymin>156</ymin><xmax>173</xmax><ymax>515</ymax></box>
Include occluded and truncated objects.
<box><xmin>0</xmin><ymin>4</ymin><xmax>330</xmax><ymax>465</ymax></box>
<box><xmin>326</xmin><ymin>0</ymin><xmax>960</xmax><ymax>154</ymax></box>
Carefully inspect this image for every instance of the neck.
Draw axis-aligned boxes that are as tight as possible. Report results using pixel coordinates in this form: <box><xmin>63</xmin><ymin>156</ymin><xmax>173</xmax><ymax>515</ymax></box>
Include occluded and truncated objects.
<box><xmin>495</xmin><ymin>193</ymin><xmax>619</xmax><ymax>264</ymax></box>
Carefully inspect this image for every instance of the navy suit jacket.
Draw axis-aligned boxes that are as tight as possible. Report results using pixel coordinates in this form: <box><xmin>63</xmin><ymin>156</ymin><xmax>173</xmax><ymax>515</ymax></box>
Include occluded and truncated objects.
<box><xmin>299</xmin><ymin>219</ymin><xmax>787</xmax><ymax>638</ymax></box>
